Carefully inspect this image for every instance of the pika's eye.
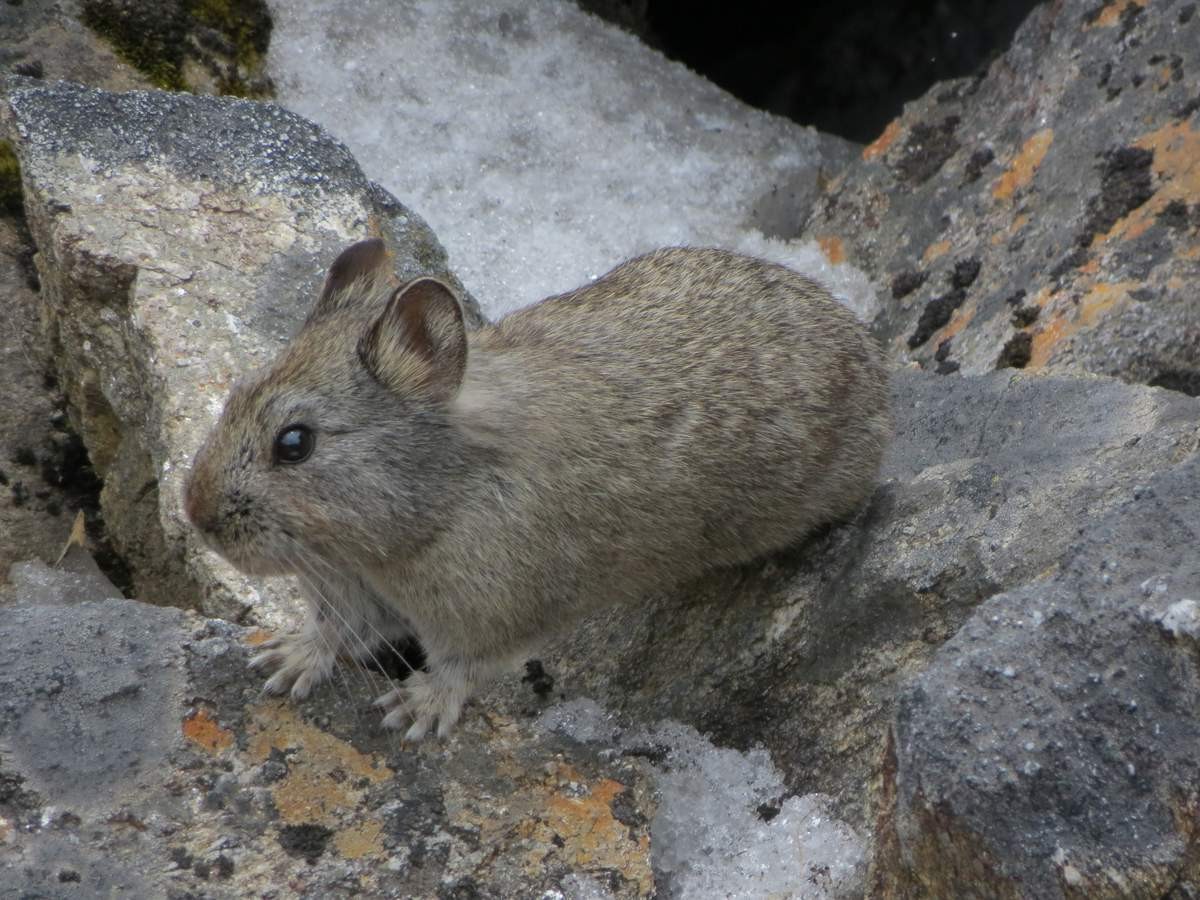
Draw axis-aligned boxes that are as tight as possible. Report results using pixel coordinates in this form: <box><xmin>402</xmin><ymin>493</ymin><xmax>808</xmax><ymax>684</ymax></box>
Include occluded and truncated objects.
<box><xmin>274</xmin><ymin>425</ymin><xmax>315</xmax><ymax>464</ymax></box>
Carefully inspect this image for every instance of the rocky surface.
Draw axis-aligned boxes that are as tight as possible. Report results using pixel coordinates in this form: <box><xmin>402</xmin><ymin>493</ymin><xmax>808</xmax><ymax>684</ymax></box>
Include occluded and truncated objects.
<box><xmin>0</xmin><ymin>0</ymin><xmax>151</xmax><ymax>92</ymax></box>
<box><xmin>0</xmin><ymin>592</ymin><xmax>663</xmax><ymax>898</ymax></box>
<box><xmin>874</xmin><ymin>453</ymin><xmax>1200</xmax><ymax>898</ymax></box>
<box><xmin>79</xmin><ymin>0</ymin><xmax>274</xmax><ymax>96</ymax></box>
<box><xmin>804</xmin><ymin>0</ymin><xmax>1200</xmax><ymax>392</ymax></box>
<box><xmin>0</xmin><ymin>212</ymin><xmax>74</xmax><ymax>583</ymax></box>
<box><xmin>4</xmin><ymin>78</ymin><xmax>476</xmax><ymax>625</ymax></box>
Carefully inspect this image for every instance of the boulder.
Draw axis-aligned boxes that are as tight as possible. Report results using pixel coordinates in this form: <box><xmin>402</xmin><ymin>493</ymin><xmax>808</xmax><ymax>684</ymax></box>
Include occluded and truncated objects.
<box><xmin>4</xmin><ymin>78</ymin><xmax>476</xmax><ymax>625</ymax></box>
<box><xmin>804</xmin><ymin>0</ymin><xmax>1200</xmax><ymax>391</ymax></box>
<box><xmin>874</xmin><ymin>453</ymin><xmax>1200</xmax><ymax>898</ymax></box>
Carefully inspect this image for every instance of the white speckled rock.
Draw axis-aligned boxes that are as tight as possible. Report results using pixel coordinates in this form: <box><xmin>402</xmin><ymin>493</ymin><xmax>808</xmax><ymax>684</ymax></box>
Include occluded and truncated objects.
<box><xmin>4</xmin><ymin>78</ymin><xmax>475</xmax><ymax>625</ymax></box>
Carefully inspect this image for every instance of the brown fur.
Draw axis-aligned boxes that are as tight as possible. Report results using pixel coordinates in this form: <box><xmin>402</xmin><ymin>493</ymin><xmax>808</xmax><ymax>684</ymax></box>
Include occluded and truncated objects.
<box><xmin>185</xmin><ymin>243</ymin><xmax>891</xmax><ymax>739</ymax></box>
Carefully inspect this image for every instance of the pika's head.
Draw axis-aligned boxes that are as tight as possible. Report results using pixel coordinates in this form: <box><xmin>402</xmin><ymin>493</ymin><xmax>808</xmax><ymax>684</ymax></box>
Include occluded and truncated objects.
<box><xmin>184</xmin><ymin>239</ymin><xmax>469</xmax><ymax>577</ymax></box>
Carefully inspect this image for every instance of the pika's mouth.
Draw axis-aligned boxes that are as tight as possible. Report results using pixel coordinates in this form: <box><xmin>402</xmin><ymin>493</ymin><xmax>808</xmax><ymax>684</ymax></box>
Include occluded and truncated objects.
<box><xmin>194</xmin><ymin>530</ymin><xmax>294</xmax><ymax>579</ymax></box>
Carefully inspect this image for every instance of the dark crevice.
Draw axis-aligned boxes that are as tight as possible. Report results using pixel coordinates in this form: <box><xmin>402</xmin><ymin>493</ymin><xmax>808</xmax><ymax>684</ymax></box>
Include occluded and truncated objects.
<box><xmin>580</xmin><ymin>0</ymin><xmax>1044</xmax><ymax>142</ymax></box>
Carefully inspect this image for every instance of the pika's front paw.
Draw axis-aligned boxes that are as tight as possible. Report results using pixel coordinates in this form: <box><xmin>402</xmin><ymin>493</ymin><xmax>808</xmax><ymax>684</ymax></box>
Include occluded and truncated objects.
<box><xmin>375</xmin><ymin>669</ymin><xmax>469</xmax><ymax>741</ymax></box>
<box><xmin>249</xmin><ymin>632</ymin><xmax>336</xmax><ymax>700</ymax></box>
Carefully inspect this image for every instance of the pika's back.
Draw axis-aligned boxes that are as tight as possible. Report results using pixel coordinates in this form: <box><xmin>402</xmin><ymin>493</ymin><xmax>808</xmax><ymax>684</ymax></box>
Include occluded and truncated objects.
<box><xmin>459</xmin><ymin>247</ymin><xmax>890</xmax><ymax>573</ymax></box>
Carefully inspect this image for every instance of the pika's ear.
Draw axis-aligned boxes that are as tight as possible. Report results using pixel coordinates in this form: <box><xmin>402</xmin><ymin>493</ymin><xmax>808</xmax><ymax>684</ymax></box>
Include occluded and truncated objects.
<box><xmin>312</xmin><ymin>238</ymin><xmax>392</xmax><ymax>317</ymax></box>
<box><xmin>358</xmin><ymin>277</ymin><xmax>467</xmax><ymax>401</ymax></box>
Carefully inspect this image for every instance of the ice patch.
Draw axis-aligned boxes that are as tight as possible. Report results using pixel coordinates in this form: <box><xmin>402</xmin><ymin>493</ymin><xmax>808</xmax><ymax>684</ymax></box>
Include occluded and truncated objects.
<box><xmin>266</xmin><ymin>0</ymin><xmax>877</xmax><ymax>322</ymax></box>
<box><xmin>1156</xmin><ymin>598</ymin><xmax>1200</xmax><ymax>640</ymax></box>
<box><xmin>538</xmin><ymin>703</ymin><xmax>866</xmax><ymax>899</ymax></box>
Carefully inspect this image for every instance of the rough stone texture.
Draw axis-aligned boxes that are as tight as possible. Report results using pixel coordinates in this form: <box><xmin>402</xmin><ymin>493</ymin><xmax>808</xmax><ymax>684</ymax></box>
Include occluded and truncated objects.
<box><xmin>0</xmin><ymin>597</ymin><xmax>660</xmax><ymax>898</ymax></box>
<box><xmin>803</xmin><ymin>0</ymin><xmax>1200</xmax><ymax>392</ymax></box>
<box><xmin>3</xmin><ymin>547</ymin><xmax>123</xmax><ymax>607</ymax></box>
<box><xmin>0</xmin><ymin>213</ymin><xmax>74</xmax><ymax>583</ymax></box>
<box><xmin>79</xmin><ymin>0</ymin><xmax>274</xmax><ymax>96</ymax></box>
<box><xmin>4</xmin><ymin>79</ymin><xmax>478</xmax><ymax>625</ymax></box>
<box><xmin>539</xmin><ymin>370</ymin><xmax>1200</xmax><ymax>833</ymax></box>
<box><xmin>874</xmin><ymin>453</ymin><xmax>1200</xmax><ymax>898</ymax></box>
<box><xmin>0</xmin><ymin>0</ymin><xmax>151</xmax><ymax>92</ymax></box>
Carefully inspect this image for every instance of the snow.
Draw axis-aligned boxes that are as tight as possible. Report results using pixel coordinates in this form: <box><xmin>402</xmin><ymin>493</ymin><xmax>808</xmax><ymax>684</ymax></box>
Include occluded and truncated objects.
<box><xmin>538</xmin><ymin>702</ymin><xmax>866</xmax><ymax>899</ymax></box>
<box><xmin>266</xmin><ymin>0</ymin><xmax>878</xmax><ymax>322</ymax></box>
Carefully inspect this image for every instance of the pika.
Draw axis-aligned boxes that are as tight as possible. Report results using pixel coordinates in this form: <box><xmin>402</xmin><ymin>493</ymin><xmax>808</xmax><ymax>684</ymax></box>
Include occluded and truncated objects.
<box><xmin>185</xmin><ymin>241</ymin><xmax>890</xmax><ymax>739</ymax></box>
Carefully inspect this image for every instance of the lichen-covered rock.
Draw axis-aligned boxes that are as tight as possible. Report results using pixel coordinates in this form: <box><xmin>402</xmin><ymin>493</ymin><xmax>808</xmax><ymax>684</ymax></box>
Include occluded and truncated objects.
<box><xmin>804</xmin><ymin>0</ymin><xmax>1200</xmax><ymax>392</ymax></box>
<box><xmin>0</xmin><ymin>597</ymin><xmax>659</xmax><ymax>898</ymax></box>
<box><xmin>873</xmin><ymin>453</ymin><xmax>1200</xmax><ymax>898</ymax></box>
<box><xmin>0</xmin><ymin>0</ymin><xmax>152</xmax><ymax>93</ymax></box>
<box><xmin>4</xmin><ymin>78</ymin><xmax>477</xmax><ymax>625</ymax></box>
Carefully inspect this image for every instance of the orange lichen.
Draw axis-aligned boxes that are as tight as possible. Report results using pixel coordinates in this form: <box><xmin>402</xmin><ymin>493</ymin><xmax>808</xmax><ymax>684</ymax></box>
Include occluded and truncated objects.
<box><xmin>1095</xmin><ymin>119</ymin><xmax>1200</xmax><ymax>247</ymax></box>
<box><xmin>992</xmin><ymin>130</ymin><xmax>1054</xmax><ymax>200</ymax></box>
<box><xmin>1029</xmin><ymin>282</ymin><xmax>1134</xmax><ymax>368</ymax></box>
<box><xmin>333</xmin><ymin>819</ymin><xmax>386</xmax><ymax>860</ymax></box>
<box><xmin>183</xmin><ymin>708</ymin><xmax>234</xmax><ymax>753</ymax></box>
<box><xmin>929</xmin><ymin>301</ymin><xmax>977</xmax><ymax>347</ymax></box>
<box><xmin>817</xmin><ymin>236</ymin><xmax>846</xmax><ymax>264</ymax></box>
<box><xmin>1085</xmin><ymin>0</ymin><xmax>1148</xmax><ymax>29</ymax></box>
<box><xmin>515</xmin><ymin>764</ymin><xmax>654</xmax><ymax>895</ymax></box>
<box><xmin>246</xmin><ymin>701</ymin><xmax>390</xmax><ymax>857</ymax></box>
<box><xmin>863</xmin><ymin>119</ymin><xmax>902</xmax><ymax>161</ymax></box>
<box><xmin>245</xmin><ymin>628</ymin><xmax>273</xmax><ymax>646</ymax></box>
<box><xmin>923</xmin><ymin>239</ymin><xmax>952</xmax><ymax>263</ymax></box>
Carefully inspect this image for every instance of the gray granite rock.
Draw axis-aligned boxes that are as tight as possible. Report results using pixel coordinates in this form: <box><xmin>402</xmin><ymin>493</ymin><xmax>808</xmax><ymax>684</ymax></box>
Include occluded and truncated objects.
<box><xmin>0</xmin><ymin>597</ymin><xmax>661</xmax><ymax>898</ymax></box>
<box><xmin>874</xmin><ymin>453</ymin><xmax>1200</xmax><ymax>898</ymax></box>
<box><xmin>4</xmin><ymin>78</ymin><xmax>478</xmax><ymax>625</ymax></box>
<box><xmin>803</xmin><ymin>0</ymin><xmax>1200</xmax><ymax>392</ymax></box>
<box><xmin>5</xmin><ymin>547</ymin><xmax>123</xmax><ymax>607</ymax></box>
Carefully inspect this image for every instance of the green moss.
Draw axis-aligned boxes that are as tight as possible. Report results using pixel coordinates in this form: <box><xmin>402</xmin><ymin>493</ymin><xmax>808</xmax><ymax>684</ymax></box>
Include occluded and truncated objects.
<box><xmin>80</xmin><ymin>1</ymin><xmax>188</xmax><ymax>91</ymax></box>
<box><xmin>190</xmin><ymin>0</ymin><xmax>274</xmax><ymax>98</ymax></box>
<box><xmin>189</xmin><ymin>0</ymin><xmax>272</xmax><ymax>67</ymax></box>
<box><xmin>80</xmin><ymin>0</ymin><xmax>273</xmax><ymax>97</ymax></box>
<box><xmin>0</xmin><ymin>141</ymin><xmax>24</xmax><ymax>219</ymax></box>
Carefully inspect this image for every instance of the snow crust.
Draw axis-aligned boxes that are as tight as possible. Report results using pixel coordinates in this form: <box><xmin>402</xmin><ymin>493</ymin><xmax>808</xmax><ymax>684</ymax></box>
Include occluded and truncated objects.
<box><xmin>266</xmin><ymin>0</ymin><xmax>878</xmax><ymax>321</ymax></box>
<box><xmin>539</xmin><ymin>699</ymin><xmax>866</xmax><ymax>899</ymax></box>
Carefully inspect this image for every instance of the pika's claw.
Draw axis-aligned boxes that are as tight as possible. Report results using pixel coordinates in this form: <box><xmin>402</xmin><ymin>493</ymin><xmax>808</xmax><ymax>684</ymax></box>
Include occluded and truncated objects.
<box><xmin>375</xmin><ymin>669</ymin><xmax>468</xmax><ymax>740</ymax></box>
<box><xmin>248</xmin><ymin>631</ymin><xmax>335</xmax><ymax>700</ymax></box>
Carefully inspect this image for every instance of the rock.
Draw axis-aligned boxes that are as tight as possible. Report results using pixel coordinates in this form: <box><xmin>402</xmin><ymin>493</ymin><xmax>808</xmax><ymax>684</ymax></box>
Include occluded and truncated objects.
<box><xmin>4</xmin><ymin>78</ymin><xmax>478</xmax><ymax>625</ymax></box>
<box><xmin>0</xmin><ymin>210</ymin><xmax>76</xmax><ymax>583</ymax></box>
<box><xmin>804</xmin><ymin>0</ymin><xmax>1200</xmax><ymax>393</ymax></box>
<box><xmin>537</xmin><ymin>369</ymin><xmax>1200</xmax><ymax>833</ymax></box>
<box><xmin>5</xmin><ymin>547</ymin><xmax>123</xmax><ymax>607</ymax></box>
<box><xmin>0</xmin><ymin>367</ymin><xmax>1195</xmax><ymax>896</ymax></box>
<box><xmin>79</xmin><ymin>0</ymin><xmax>274</xmax><ymax>96</ymax></box>
<box><xmin>267</xmin><ymin>0</ymin><xmax>871</xmax><ymax>321</ymax></box>
<box><xmin>873</xmin><ymin>452</ymin><xmax>1200</xmax><ymax>898</ymax></box>
<box><xmin>0</xmin><ymin>596</ymin><xmax>662</xmax><ymax>898</ymax></box>
<box><xmin>0</xmin><ymin>0</ymin><xmax>151</xmax><ymax>92</ymax></box>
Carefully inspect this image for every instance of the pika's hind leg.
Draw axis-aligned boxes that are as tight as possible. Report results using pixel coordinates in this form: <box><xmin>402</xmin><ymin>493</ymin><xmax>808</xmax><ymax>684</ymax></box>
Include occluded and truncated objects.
<box><xmin>251</xmin><ymin>573</ymin><xmax>414</xmax><ymax>700</ymax></box>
